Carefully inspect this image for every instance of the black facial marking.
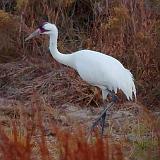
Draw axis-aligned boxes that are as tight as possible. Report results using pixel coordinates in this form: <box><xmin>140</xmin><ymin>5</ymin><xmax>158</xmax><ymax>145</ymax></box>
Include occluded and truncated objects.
<box><xmin>38</xmin><ymin>22</ymin><xmax>50</xmax><ymax>33</ymax></box>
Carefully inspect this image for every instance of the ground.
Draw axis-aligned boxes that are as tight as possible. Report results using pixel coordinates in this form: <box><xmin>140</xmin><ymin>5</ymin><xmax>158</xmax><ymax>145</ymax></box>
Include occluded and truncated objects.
<box><xmin>0</xmin><ymin>59</ymin><xmax>159</xmax><ymax>159</ymax></box>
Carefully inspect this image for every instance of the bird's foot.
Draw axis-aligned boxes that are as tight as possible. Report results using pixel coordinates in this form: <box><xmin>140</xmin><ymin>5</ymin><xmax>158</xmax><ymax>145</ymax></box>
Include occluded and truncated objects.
<box><xmin>88</xmin><ymin>102</ymin><xmax>114</xmax><ymax>138</ymax></box>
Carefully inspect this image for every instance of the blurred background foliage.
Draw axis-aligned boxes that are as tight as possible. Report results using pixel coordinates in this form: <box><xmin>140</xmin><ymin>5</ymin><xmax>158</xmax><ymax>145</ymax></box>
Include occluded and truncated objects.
<box><xmin>0</xmin><ymin>0</ymin><xmax>159</xmax><ymax>109</ymax></box>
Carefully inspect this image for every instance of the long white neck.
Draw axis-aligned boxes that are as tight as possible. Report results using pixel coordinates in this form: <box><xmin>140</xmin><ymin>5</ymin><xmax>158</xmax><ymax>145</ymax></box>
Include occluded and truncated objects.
<box><xmin>49</xmin><ymin>33</ymin><xmax>74</xmax><ymax>68</ymax></box>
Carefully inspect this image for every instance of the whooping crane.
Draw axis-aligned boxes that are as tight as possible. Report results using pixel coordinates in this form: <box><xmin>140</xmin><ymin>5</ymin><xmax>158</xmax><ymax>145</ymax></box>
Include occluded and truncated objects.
<box><xmin>25</xmin><ymin>22</ymin><xmax>136</xmax><ymax>136</ymax></box>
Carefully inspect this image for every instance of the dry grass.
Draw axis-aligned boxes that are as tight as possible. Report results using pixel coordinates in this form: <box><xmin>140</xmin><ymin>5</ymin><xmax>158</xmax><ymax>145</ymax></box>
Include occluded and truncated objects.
<box><xmin>0</xmin><ymin>95</ymin><xmax>126</xmax><ymax>160</ymax></box>
<box><xmin>0</xmin><ymin>95</ymin><xmax>159</xmax><ymax>160</ymax></box>
<box><xmin>0</xmin><ymin>60</ymin><xmax>94</xmax><ymax>107</ymax></box>
<box><xmin>0</xmin><ymin>0</ymin><xmax>159</xmax><ymax>108</ymax></box>
<box><xmin>0</xmin><ymin>0</ymin><xmax>160</xmax><ymax>159</ymax></box>
<box><xmin>55</xmin><ymin>128</ymin><xmax>124</xmax><ymax>160</ymax></box>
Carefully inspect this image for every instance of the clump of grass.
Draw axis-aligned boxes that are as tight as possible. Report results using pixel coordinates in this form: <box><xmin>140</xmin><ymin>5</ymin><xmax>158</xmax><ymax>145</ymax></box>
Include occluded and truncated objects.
<box><xmin>55</xmin><ymin>127</ymin><xmax>124</xmax><ymax>160</ymax></box>
<box><xmin>0</xmin><ymin>9</ymin><xmax>21</xmax><ymax>63</ymax></box>
<box><xmin>0</xmin><ymin>121</ymin><xmax>34</xmax><ymax>160</ymax></box>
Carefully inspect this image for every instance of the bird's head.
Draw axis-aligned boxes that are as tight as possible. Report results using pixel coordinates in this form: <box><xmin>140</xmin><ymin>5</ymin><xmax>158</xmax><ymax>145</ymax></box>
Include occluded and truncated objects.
<box><xmin>25</xmin><ymin>22</ymin><xmax>58</xmax><ymax>41</ymax></box>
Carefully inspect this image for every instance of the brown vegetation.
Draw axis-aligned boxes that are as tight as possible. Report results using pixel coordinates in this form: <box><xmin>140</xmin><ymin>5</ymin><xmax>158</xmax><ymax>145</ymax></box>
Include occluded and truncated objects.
<box><xmin>0</xmin><ymin>0</ymin><xmax>159</xmax><ymax>108</ymax></box>
<box><xmin>0</xmin><ymin>95</ymin><xmax>125</xmax><ymax>160</ymax></box>
<box><xmin>0</xmin><ymin>0</ymin><xmax>160</xmax><ymax>159</ymax></box>
<box><xmin>0</xmin><ymin>95</ymin><xmax>159</xmax><ymax>160</ymax></box>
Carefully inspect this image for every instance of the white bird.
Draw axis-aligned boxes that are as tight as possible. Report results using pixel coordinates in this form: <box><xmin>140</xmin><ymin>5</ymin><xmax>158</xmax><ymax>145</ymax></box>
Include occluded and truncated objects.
<box><xmin>25</xmin><ymin>22</ymin><xmax>136</xmax><ymax>136</ymax></box>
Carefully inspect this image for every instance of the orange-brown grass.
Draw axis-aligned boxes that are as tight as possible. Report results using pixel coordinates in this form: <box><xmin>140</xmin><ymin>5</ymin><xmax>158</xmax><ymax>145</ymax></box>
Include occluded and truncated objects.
<box><xmin>0</xmin><ymin>121</ymin><xmax>34</xmax><ymax>160</ymax></box>
<box><xmin>0</xmin><ymin>123</ymin><xmax>124</xmax><ymax>160</ymax></box>
<box><xmin>0</xmin><ymin>95</ymin><xmax>124</xmax><ymax>160</ymax></box>
<box><xmin>0</xmin><ymin>94</ymin><xmax>159</xmax><ymax>160</ymax></box>
<box><xmin>31</xmin><ymin>93</ymin><xmax>52</xmax><ymax>160</ymax></box>
<box><xmin>54</xmin><ymin>126</ymin><xmax>124</xmax><ymax>160</ymax></box>
<box><xmin>0</xmin><ymin>94</ymin><xmax>52</xmax><ymax>160</ymax></box>
<box><xmin>0</xmin><ymin>1</ymin><xmax>160</xmax><ymax>159</ymax></box>
<box><xmin>0</xmin><ymin>0</ymin><xmax>159</xmax><ymax>109</ymax></box>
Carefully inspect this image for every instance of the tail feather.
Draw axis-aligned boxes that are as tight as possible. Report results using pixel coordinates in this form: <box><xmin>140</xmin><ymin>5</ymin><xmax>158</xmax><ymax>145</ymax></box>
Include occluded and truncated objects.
<box><xmin>132</xmin><ymin>78</ymin><xmax>136</xmax><ymax>101</ymax></box>
<box><xmin>120</xmin><ymin>69</ymin><xmax>136</xmax><ymax>101</ymax></box>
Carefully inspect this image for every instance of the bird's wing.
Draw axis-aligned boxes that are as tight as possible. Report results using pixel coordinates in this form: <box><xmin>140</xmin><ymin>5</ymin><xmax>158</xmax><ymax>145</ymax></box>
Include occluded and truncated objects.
<box><xmin>74</xmin><ymin>50</ymin><xmax>136</xmax><ymax>100</ymax></box>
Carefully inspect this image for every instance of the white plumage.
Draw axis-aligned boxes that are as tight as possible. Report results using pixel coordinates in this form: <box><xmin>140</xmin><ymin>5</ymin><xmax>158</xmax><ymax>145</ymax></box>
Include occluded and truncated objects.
<box><xmin>25</xmin><ymin>22</ymin><xmax>136</xmax><ymax>101</ymax></box>
<box><xmin>72</xmin><ymin>50</ymin><xmax>136</xmax><ymax>100</ymax></box>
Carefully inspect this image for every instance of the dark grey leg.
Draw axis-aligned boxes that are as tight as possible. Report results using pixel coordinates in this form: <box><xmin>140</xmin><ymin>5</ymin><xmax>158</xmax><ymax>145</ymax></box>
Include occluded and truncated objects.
<box><xmin>88</xmin><ymin>102</ymin><xmax>114</xmax><ymax>137</ymax></box>
<box><xmin>100</xmin><ymin>111</ymin><xmax>106</xmax><ymax>136</ymax></box>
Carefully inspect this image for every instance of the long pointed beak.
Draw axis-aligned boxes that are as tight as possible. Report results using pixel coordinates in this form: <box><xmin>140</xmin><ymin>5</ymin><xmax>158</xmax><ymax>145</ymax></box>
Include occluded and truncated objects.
<box><xmin>25</xmin><ymin>29</ymin><xmax>41</xmax><ymax>41</ymax></box>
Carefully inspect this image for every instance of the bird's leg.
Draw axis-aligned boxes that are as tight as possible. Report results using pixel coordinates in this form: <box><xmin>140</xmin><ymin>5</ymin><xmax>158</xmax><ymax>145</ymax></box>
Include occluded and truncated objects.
<box><xmin>108</xmin><ymin>90</ymin><xmax>118</xmax><ymax>103</ymax></box>
<box><xmin>88</xmin><ymin>102</ymin><xmax>114</xmax><ymax>137</ymax></box>
<box><xmin>100</xmin><ymin>111</ymin><xmax>106</xmax><ymax>136</ymax></box>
